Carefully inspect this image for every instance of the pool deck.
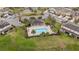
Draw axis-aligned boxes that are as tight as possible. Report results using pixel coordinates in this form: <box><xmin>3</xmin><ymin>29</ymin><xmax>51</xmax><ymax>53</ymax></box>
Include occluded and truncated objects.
<box><xmin>27</xmin><ymin>25</ymin><xmax>54</xmax><ymax>37</ymax></box>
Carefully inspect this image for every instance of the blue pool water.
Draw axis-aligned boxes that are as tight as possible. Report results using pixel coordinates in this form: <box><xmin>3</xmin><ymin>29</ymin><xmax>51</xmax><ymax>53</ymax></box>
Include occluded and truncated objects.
<box><xmin>35</xmin><ymin>28</ymin><xmax>48</xmax><ymax>33</ymax></box>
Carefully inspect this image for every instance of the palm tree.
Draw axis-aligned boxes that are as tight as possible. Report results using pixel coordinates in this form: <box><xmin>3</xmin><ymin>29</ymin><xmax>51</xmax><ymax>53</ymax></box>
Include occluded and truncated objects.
<box><xmin>40</xmin><ymin>32</ymin><xmax>46</xmax><ymax>37</ymax></box>
<box><xmin>23</xmin><ymin>19</ymin><xmax>30</xmax><ymax>27</ymax></box>
<box><xmin>44</xmin><ymin>15</ymin><xmax>56</xmax><ymax>27</ymax></box>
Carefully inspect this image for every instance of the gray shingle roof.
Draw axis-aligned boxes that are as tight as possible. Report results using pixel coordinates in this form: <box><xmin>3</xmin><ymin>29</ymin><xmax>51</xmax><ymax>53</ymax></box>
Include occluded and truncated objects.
<box><xmin>5</xmin><ymin>15</ymin><xmax>22</xmax><ymax>27</ymax></box>
<box><xmin>0</xmin><ymin>20</ymin><xmax>10</xmax><ymax>28</ymax></box>
<box><xmin>63</xmin><ymin>23</ymin><xmax>79</xmax><ymax>32</ymax></box>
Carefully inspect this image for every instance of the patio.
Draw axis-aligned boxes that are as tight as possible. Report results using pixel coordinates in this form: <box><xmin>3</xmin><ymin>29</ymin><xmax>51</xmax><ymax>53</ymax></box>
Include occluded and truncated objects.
<box><xmin>27</xmin><ymin>25</ymin><xmax>54</xmax><ymax>37</ymax></box>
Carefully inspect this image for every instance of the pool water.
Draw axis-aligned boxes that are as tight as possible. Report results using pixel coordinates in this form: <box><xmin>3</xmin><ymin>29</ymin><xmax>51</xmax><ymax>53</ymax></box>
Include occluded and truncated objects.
<box><xmin>35</xmin><ymin>28</ymin><xmax>48</xmax><ymax>33</ymax></box>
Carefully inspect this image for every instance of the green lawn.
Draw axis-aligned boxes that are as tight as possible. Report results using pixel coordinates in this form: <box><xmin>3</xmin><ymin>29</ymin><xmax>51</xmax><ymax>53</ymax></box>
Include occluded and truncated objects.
<box><xmin>0</xmin><ymin>26</ymin><xmax>78</xmax><ymax>51</ymax></box>
<box><xmin>0</xmin><ymin>27</ymin><xmax>36</xmax><ymax>51</ymax></box>
<box><xmin>0</xmin><ymin>18</ymin><xmax>78</xmax><ymax>51</ymax></box>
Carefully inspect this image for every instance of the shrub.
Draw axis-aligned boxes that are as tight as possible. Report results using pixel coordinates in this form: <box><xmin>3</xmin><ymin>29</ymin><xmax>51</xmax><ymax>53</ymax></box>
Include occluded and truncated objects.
<box><xmin>30</xmin><ymin>17</ymin><xmax>36</xmax><ymax>20</ymax></box>
<box><xmin>31</xmin><ymin>30</ymin><xmax>36</xmax><ymax>34</ymax></box>
<box><xmin>38</xmin><ymin>16</ymin><xmax>42</xmax><ymax>19</ymax></box>
<box><xmin>40</xmin><ymin>32</ymin><xmax>46</xmax><ymax>37</ymax></box>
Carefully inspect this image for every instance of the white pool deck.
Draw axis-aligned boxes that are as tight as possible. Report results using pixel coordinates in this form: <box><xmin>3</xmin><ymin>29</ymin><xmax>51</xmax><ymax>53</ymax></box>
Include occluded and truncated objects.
<box><xmin>27</xmin><ymin>25</ymin><xmax>54</xmax><ymax>37</ymax></box>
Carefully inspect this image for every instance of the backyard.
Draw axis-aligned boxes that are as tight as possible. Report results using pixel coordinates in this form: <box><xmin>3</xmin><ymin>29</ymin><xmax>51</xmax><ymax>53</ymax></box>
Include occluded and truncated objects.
<box><xmin>0</xmin><ymin>7</ymin><xmax>79</xmax><ymax>51</ymax></box>
<box><xmin>0</xmin><ymin>23</ymin><xmax>78</xmax><ymax>51</ymax></box>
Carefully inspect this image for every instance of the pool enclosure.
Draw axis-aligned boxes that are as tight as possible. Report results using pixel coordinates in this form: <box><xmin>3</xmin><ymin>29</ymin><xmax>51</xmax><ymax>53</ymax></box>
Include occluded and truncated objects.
<box><xmin>27</xmin><ymin>25</ymin><xmax>53</xmax><ymax>37</ymax></box>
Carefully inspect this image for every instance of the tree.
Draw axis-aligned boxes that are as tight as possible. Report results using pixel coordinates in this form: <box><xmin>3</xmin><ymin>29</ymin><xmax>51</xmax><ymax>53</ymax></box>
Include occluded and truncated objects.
<box><xmin>33</xmin><ymin>10</ymin><xmax>37</xmax><ymax>13</ymax></box>
<box><xmin>54</xmin><ymin>23</ymin><xmax>61</xmax><ymax>33</ymax></box>
<box><xmin>30</xmin><ymin>17</ymin><xmax>36</xmax><ymax>20</ymax></box>
<box><xmin>38</xmin><ymin>16</ymin><xmax>42</xmax><ymax>19</ymax></box>
<box><xmin>40</xmin><ymin>32</ymin><xmax>46</xmax><ymax>37</ymax></box>
<box><xmin>44</xmin><ymin>16</ymin><xmax>51</xmax><ymax>25</ymax></box>
<box><xmin>45</xmin><ymin>32</ymin><xmax>49</xmax><ymax>36</ymax></box>
<box><xmin>44</xmin><ymin>15</ymin><xmax>56</xmax><ymax>27</ymax></box>
<box><xmin>72</xmin><ymin>7</ymin><xmax>79</xmax><ymax>11</ymax></box>
<box><xmin>23</xmin><ymin>19</ymin><xmax>30</xmax><ymax>27</ymax></box>
<box><xmin>51</xmin><ymin>18</ymin><xmax>56</xmax><ymax>27</ymax></box>
<box><xmin>38</xmin><ymin>7</ymin><xmax>41</xmax><ymax>10</ymax></box>
<box><xmin>28</xmin><ymin>7</ymin><xmax>33</xmax><ymax>12</ymax></box>
<box><xmin>31</xmin><ymin>30</ymin><xmax>36</xmax><ymax>34</ymax></box>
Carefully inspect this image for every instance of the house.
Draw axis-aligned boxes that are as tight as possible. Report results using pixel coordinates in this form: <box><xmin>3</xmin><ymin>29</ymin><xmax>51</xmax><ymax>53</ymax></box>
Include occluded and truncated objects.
<box><xmin>60</xmin><ymin>22</ymin><xmax>79</xmax><ymax>39</ymax></box>
<box><xmin>52</xmin><ymin>7</ymin><xmax>73</xmax><ymax>16</ymax></box>
<box><xmin>4</xmin><ymin>14</ymin><xmax>22</xmax><ymax>27</ymax></box>
<box><xmin>0</xmin><ymin>20</ymin><xmax>13</xmax><ymax>35</ymax></box>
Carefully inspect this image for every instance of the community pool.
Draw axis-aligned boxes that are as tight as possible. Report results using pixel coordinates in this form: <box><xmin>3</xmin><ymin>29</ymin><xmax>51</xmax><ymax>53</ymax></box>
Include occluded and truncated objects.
<box><xmin>35</xmin><ymin>28</ymin><xmax>48</xmax><ymax>33</ymax></box>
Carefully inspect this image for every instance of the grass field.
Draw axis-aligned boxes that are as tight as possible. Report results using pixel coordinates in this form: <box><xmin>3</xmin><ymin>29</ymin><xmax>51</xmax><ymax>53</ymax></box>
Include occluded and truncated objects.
<box><xmin>0</xmin><ymin>26</ymin><xmax>79</xmax><ymax>51</ymax></box>
<box><xmin>0</xmin><ymin>16</ymin><xmax>78</xmax><ymax>51</ymax></box>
